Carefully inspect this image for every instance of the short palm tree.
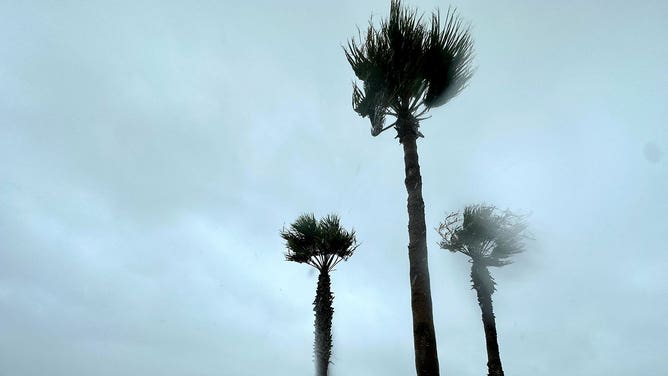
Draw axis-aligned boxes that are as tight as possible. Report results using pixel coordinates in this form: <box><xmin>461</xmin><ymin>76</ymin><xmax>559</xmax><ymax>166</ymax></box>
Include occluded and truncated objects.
<box><xmin>437</xmin><ymin>205</ymin><xmax>528</xmax><ymax>376</ymax></box>
<box><xmin>344</xmin><ymin>1</ymin><xmax>474</xmax><ymax>374</ymax></box>
<box><xmin>280</xmin><ymin>213</ymin><xmax>358</xmax><ymax>376</ymax></box>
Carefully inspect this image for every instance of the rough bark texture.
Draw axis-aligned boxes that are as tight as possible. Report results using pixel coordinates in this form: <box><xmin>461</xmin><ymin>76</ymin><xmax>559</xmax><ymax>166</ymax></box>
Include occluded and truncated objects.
<box><xmin>314</xmin><ymin>270</ymin><xmax>333</xmax><ymax>376</ymax></box>
<box><xmin>471</xmin><ymin>263</ymin><xmax>504</xmax><ymax>376</ymax></box>
<box><xmin>402</xmin><ymin>134</ymin><xmax>440</xmax><ymax>376</ymax></box>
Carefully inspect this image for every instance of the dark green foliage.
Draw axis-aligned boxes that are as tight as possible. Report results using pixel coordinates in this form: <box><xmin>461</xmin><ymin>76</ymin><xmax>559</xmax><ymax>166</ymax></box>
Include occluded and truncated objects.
<box><xmin>438</xmin><ymin>205</ymin><xmax>528</xmax><ymax>272</ymax></box>
<box><xmin>281</xmin><ymin>213</ymin><xmax>358</xmax><ymax>272</ymax></box>
<box><xmin>423</xmin><ymin>10</ymin><xmax>475</xmax><ymax>108</ymax></box>
<box><xmin>344</xmin><ymin>0</ymin><xmax>474</xmax><ymax>137</ymax></box>
<box><xmin>318</xmin><ymin>214</ymin><xmax>358</xmax><ymax>260</ymax></box>
<box><xmin>282</xmin><ymin>213</ymin><xmax>320</xmax><ymax>264</ymax></box>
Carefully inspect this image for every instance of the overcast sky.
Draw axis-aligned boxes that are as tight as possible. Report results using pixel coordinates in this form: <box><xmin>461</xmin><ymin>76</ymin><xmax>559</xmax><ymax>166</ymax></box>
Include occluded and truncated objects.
<box><xmin>1</xmin><ymin>0</ymin><xmax>667</xmax><ymax>375</ymax></box>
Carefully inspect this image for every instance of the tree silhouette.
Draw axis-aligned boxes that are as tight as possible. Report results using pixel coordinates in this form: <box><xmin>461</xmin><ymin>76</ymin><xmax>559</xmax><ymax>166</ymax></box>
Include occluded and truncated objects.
<box><xmin>281</xmin><ymin>213</ymin><xmax>358</xmax><ymax>376</ymax></box>
<box><xmin>437</xmin><ymin>205</ymin><xmax>529</xmax><ymax>376</ymax></box>
<box><xmin>344</xmin><ymin>1</ymin><xmax>473</xmax><ymax>374</ymax></box>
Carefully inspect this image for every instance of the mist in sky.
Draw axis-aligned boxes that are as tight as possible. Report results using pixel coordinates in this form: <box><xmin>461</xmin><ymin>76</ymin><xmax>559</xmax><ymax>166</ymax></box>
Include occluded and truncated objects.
<box><xmin>1</xmin><ymin>1</ymin><xmax>667</xmax><ymax>375</ymax></box>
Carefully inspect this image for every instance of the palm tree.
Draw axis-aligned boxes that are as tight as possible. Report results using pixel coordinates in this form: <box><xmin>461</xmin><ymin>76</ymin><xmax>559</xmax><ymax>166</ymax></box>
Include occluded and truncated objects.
<box><xmin>344</xmin><ymin>1</ymin><xmax>474</xmax><ymax>374</ymax></box>
<box><xmin>436</xmin><ymin>205</ymin><xmax>528</xmax><ymax>376</ymax></box>
<box><xmin>280</xmin><ymin>213</ymin><xmax>359</xmax><ymax>376</ymax></box>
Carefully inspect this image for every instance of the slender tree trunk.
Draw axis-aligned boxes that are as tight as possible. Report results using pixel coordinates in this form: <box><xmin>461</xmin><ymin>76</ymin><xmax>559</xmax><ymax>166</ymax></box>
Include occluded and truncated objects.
<box><xmin>314</xmin><ymin>270</ymin><xmax>334</xmax><ymax>376</ymax></box>
<box><xmin>402</xmin><ymin>134</ymin><xmax>440</xmax><ymax>376</ymax></box>
<box><xmin>471</xmin><ymin>263</ymin><xmax>504</xmax><ymax>376</ymax></box>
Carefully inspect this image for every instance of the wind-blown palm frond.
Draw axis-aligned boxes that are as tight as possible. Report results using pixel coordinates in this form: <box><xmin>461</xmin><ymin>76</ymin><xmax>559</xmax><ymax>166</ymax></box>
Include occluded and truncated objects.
<box><xmin>488</xmin><ymin>210</ymin><xmax>528</xmax><ymax>267</ymax></box>
<box><xmin>281</xmin><ymin>213</ymin><xmax>319</xmax><ymax>264</ymax></box>
<box><xmin>344</xmin><ymin>0</ymin><xmax>474</xmax><ymax>138</ymax></box>
<box><xmin>318</xmin><ymin>214</ymin><xmax>359</xmax><ymax>261</ymax></box>
<box><xmin>437</xmin><ymin>205</ymin><xmax>528</xmax><ymax>267</ymax></box>
<box><xmin>281</xmin><ymin>213</ymin><xmax>359</xmax><ymax>272</ymax></box>
<box><xmin>422</xmin><ymin>8</ymin><xmax>474</xmax><ymax>108</ymax></box>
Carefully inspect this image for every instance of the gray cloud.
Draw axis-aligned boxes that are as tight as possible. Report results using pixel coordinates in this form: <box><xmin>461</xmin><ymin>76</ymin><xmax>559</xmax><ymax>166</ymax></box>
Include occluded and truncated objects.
<box><xmin>1</xmin><ymin>0</ymin><xmax>667</xmax><ymax>375</ymax></box>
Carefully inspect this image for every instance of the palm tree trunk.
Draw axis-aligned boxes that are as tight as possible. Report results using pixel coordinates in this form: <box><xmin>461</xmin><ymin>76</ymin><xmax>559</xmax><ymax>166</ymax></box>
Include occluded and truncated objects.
<box><xmin>314</xmin><ymin>270</ymin><xmax>334</xmax><ymax>376</ymax></box>
<box><xmin>402</xmin><ymin>134</ymin><xmax>440</xmax><ymax>376</ymax></box>
<box><xmin>471</xmin><ymin>263</ymin><xmax>504</xmax><ymax>376</ymax></box>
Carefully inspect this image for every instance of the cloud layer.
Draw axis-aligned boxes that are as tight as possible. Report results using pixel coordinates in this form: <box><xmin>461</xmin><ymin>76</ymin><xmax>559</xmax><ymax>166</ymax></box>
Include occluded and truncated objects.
<box><xmin>1</xmin><ymin>0</ymin><xmax>667</xmax><ymax>375</ymax></box>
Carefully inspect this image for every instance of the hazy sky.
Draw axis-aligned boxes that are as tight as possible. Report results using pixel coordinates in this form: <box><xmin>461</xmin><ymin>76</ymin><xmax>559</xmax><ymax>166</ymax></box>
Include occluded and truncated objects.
<box><xmin>1</xmin><ymin>1</ymin><xmax>667</xmax><ymax>375</ymax></box>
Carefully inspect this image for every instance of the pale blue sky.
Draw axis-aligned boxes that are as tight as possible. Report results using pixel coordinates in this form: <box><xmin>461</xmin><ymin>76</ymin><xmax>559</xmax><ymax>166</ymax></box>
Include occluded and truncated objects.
<box><xmin>1</xmin><ymin>1</ymin><xmax>667</xmax><ymax>375</ymax></box>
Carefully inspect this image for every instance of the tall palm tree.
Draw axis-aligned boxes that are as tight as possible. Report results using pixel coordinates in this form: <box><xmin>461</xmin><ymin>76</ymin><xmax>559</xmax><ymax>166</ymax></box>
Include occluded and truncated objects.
<box><xmin>280</xmin><ymin>213</ymin><xmax>359</xmax><ymax>376</ymax></box>
<box><xmin>344</xmin><ymin>1</ymin><xmax>474</xmax><ymax>374</ymax></box>
<box><xmin>436</xmin><ymin>205</ymin><xmax>528</xmax><ymax>376</ymax></box>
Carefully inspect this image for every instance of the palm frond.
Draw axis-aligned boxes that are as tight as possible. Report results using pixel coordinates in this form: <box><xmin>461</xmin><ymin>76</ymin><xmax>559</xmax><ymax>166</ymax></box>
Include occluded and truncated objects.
<box><xmin>437</xmin><ymin>205</ymin><xmax>529</xmax><ymax>267</ymax></box>
<box><xmin>281</xmin><ymin>213</ymin><xmax>319</xmax><ymax>264</ymax></box>
<box><xmin>281</xmin><ymin>213</ymin><xmax>358</xmax><ymax>271</ymax></box>
<box><xmin>382</xmin><ymin>0</ymin><xmax>427</xmax><ymax>101</ymax></box>
<box><xmin>318</xmin><ymin>214</ymin><xmax>359</xmax><ymax>262</ymax></box>
<box><xmin>344</xmin><ymin>0</ymin><xmax>474</xmax><ymax>138</ymax></box>
<box><xmin>352</xmin><ymin>82</ymin><xmax>390</xmax><ymax>136</ymax></box>
<box><xmin>436</xmin><ymin>211</ymin><xmax>470</xmax><ymax>257</ymax></box>
<box><xmin>422</xmin><ymin>8</ymin><xmax>474</xmax><ymax>108</ymax></box>
<box><xmin>487</xmin><ymin>210</ymin><xmax>529</xmax><ymax>266</ymax></box>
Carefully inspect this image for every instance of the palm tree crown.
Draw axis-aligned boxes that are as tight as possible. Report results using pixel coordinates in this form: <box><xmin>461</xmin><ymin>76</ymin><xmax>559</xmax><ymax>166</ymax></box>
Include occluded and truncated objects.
<box><xmin>281</xmin><ymin>213</ymin><xmax>358</xmax><ymax>272</ymax></box>
<box><xmin>437</xmin><ymin>205</ymin><xmax>528</xmax><ymax>284</ymax></box>
<box><xmin>344</xmin><ymin>0</ymin><xmax>474</xmax><ymax>139</ymax></box>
